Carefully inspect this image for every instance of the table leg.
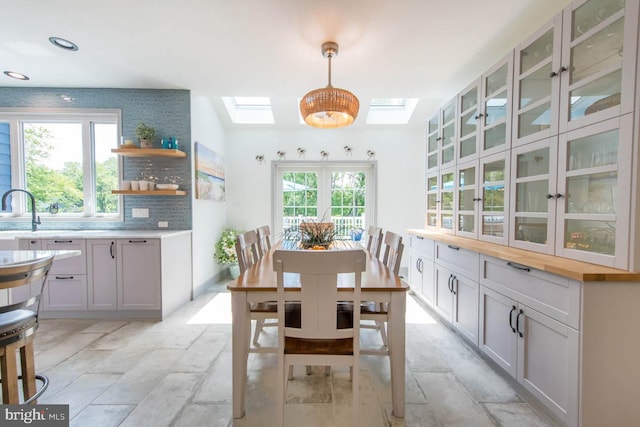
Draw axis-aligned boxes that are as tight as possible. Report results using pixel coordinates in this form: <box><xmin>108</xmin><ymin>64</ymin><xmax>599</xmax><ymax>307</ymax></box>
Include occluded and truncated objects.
<box><xmin>388</xmin><ymin>291</ymin><xmax>406</xmax><ymax>418</ymax></box>
<box><xmin>231</xmin><ymin>291</ymin><xmax>250</xmax><ymax>419</ymax></box>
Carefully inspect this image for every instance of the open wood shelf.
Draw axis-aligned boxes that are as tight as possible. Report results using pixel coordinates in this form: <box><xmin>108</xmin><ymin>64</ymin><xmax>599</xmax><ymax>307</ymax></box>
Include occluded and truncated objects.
<box><xmin>111</xmin><ymin>148</ymin><xmax>186</xmax><ymax>158</ymax></box>
<box><xmin>111</xmin><ymin>190</ymin><xmax>187</xmax><ymax>196</ymax></box>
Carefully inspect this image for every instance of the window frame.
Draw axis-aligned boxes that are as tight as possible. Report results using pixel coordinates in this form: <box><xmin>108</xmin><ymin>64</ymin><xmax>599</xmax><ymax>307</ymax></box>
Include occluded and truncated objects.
<box><xmin>0</xmin><ymin>107</ymin><xmax>123</xmax><ymax>223</ymax></box>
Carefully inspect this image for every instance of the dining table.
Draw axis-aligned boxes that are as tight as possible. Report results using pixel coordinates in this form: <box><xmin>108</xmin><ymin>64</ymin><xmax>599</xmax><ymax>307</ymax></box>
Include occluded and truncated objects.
<box><xmin>227</xmin><ymin>240</ymin><xmax>409</xmax><ymax>419</ymax></box>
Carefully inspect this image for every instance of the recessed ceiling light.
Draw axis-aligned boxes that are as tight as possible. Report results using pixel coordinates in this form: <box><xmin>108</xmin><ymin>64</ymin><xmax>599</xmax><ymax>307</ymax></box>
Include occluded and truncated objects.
<box><xmin>48</xmin><ymin>36</ymin><xmax>79</xmax><ymax>51</ymax></box>
<box><xmin>3</xmin><ymin>71</ymin><xmax>30</xmax><ymax>80</ymax></box>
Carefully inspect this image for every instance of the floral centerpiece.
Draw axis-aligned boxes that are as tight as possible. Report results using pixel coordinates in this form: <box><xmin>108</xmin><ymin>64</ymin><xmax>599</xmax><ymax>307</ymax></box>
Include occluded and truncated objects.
<box><xmin>214</xmin><ymin>227</ymin><xmax>242</xmax><ymax>278</ymax></box>
<box><xmin>297</xmin><ymin>219</ymin><xmax>339</xmax><ymax>250</ymax></box>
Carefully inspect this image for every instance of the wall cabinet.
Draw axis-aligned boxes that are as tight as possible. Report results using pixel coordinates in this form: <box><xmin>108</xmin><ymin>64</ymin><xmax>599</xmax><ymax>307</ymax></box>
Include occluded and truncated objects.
<box><xmin>424</xmin><ymin>0</ymin><xmax>640</xmax><ymax>270</ymax></box>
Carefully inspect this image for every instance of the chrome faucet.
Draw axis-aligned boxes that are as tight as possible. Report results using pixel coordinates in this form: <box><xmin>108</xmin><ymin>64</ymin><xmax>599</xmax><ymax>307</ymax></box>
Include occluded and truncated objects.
<box><xmin>1</xmin><ymin>189</ymin><xmax>41</xmax><ymax>231</ymax></box>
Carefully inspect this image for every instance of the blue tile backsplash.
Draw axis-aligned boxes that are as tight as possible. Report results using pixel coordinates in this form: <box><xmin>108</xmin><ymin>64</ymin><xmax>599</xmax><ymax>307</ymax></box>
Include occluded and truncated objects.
<box><xmin>0</xmin><ymin>87</ymin><xmax>192</xmax><ymax>231</ymax></box>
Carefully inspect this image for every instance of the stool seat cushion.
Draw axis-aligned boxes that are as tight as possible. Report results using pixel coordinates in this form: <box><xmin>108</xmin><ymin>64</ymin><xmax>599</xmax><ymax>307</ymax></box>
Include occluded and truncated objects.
<box><xmin>0</xmin><ymin>309</ymin><xmax>37</xmax><ymax>343</ymax></box>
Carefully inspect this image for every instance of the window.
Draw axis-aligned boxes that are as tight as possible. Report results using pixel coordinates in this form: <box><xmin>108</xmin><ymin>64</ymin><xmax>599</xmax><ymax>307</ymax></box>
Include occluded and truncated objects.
<box><xmin>273</xmin><ymin>162</ymin><xmax>376</xmax><ymax>240</ymax></box>
<box><xmin>0</xmin><ymin>109</ymin><xmax>121</xmax><ymax>221</ymax></box>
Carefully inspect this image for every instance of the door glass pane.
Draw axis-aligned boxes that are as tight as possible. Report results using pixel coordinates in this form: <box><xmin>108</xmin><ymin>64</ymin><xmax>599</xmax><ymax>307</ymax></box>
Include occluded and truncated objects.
<box><xmin>330</xmin><ymin>172</ymin><xmax>366</xmax><ymax>238</ymax></box>
<box><xmin>518</xmin><ymin>102</ymin><xmax>552</xmax><ymax>138</ymax></box>
<box><xmin>520</xmin><ymin>28</ymin><xmax>554</xmax><ymax>74</ymax></box>
<box><xmin>484</xmin><ymin>160</ymin><xmax>505</xmax><ymax>183</ymax></box>
<box><xmin>459</xmin><ymin>189</ymin><xmax>475</xmax><ymax>211</ymax></box>
<box><xmin>441</xmin><ymin>214</ymin><xmax>453</xmax><ymax>230</ymax></box>
<box><xmin>427</xmin><ymin>213</ymin><xmax>437</xmax><ymax>227</ymax></box>
<box><xmin>461</xmin><ymin>86</ymin><xmax>478</xmax><ymax>112</ymax></box>
<box><xmin>520</xmin><ymin>63</ymin><xmax>553</xmax><ymax>109</ymax></box>
<box><xmin>483</xmin><ymin>214</ymin><xmax>504</xmax><ymax>237</ymax></box>
<box><xmin>484</xmin><ymin>123</ymin><xmax>507</xmax><ymax>151</ymax></box>
<box><xmin>565</xmin><ymin>219</ymin><xmax>615</xmax><ymax>255</ymax></box>
<box><xmin>282</xmin><ymin>171</ymin><xmax>318</xmax><ymax>234</ymax></box>
<box><xmin>566</xmin><ymin>172</ymin><xmax>617</xmax><ymax>214</ymax></box>
<box><xmin>570</xmin><ymin>70</ymin><xmax>622</xmax><ymax>120</ymax></box>
<box><xmin>516</xmin><ymin>147</ymin><xmax>550</xmax><ymax>178</ymax></box>
<box><xmin>573</xmin><ymin>0</ymin><xmax>624</xmax><ymax>40</ymax></box>
<box><xmin>428</xmin><ymin>153</ymin><xmax>438</xmax><ymax>169</ymax></box>
<box><xmin>427</xmin><ymin>176</ymin><xmax>438</xmax><ymax>191</ymax></box>
<box><xmin>94</xmin><ymin>123</ymin><xmax>118</xmax><ymax>214</ymax></box>
<box><xmin>441</xmin><ymin>191</ymin><xmax>454</xmax><ymax>210</ymax></box>
<box><xmin>485</xmin><ymin>91</ymin><xmax>507</xmax><ymax>126</ymax></box>
<box><xmin>428</xmin><ymin>133</ymin><xmax>438</xmax><ymax>152</ymax></box>
<box><xmin>442</xmin><ymin>122</ymin><xmax>455</xmax><ymax>146</ymax></box>
<box><xmin>442</xmin><ymin>146</ymin><xmax>455</xmax><ymax>165</ymax></box>
<box><xmin>24</xmin><ymin>122</ymin><xmax>84</xmax><ymax>214</ymax></box>
<box><xmin>458</xmin><ymin>214</ymin><xmax>474</xmax><ymax>233</ymax></box>
<box><xmin>515</xmin><ymin>217</ymin><xmax>547</xmax><ymax>244</ymax></box>
<box><xmin>460</xmin><ymin>136</ymin><xmax>477</xmax><ymax>159</ymax></box>
<box><xmin>572</xmin><ymin>18</ymin><xmax>624</xmax><ymax>85</ymax></box>
<box><xmin>516</xmin><ymin>181</ymin><xmax>549</xmax><ymax>212</ymax></box>
<box><xmin>460</xmin><ymin>110</ymin><xmax>477</xmax><ymax>139</ymax></box>
<box><xmin>443</xmin><ymin>102</ymin><xmax>455</xmax><ymax>123</ymax></box>
<box><xmin>568</xmin><ymin>128</ymin><xmax>618</xmax><ymax>171</ymax></box>
<box><xmin>428</xmin><ymin>115</ymin><xmax>439</xmax><ymax>133</ymax></box>
<box><xmin>486</xmin><ymin>63</ymin><xmax>508</xmax><ymax>95</ymax></box>
<box><xmin>482</xmin><ymin>159</ymin><xmax>505</xmax><ymax>237</ymax></box>
<box><xmin>427</xmin><ymin>193</ymin><xmax>438</xmax><ymax>210</ymax></box>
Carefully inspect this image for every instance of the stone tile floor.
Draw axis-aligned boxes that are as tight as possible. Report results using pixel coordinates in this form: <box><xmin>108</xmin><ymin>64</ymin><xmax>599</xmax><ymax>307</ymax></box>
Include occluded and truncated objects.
<box><xmin>30</xmin><ymin>281</ymin><xmax>558</xmax><ymax>426</ymax></box>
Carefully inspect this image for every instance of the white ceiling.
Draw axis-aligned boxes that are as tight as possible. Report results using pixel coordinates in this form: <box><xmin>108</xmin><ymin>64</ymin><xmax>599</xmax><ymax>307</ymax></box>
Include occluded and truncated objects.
<box><xmin>3</xmin><ymin>0</ymin><xmax>572</xmax><ymax>130</ymax></box>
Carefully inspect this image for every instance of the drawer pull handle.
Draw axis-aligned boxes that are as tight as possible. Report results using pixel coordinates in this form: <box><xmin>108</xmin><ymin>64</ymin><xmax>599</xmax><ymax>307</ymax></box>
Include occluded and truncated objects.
<box><xmin>447</xmin><ymin>244</ymin><xmax>460</xmax><ymax>251</ymax></box>
<box><xmin>509</xmin><ymin>305</ymin><xmax>516</xmax><ymax>333</ymax></box>
<box><xmin>507</xmin><ymin>262</ymin><xmax>530</xmax><ymax>272</ymax></box>
<box><xmin>55</xmin><ymin>276</ymin><xmax>74</xmax><ymax>280</ymax></box>
<box><xmin>516</xmin><ymin>309</ymin><xmax>524</xmax><ymax>338</ymax></box>
<box><xmin>416</xmin><ymin>235</ymin><xmax>424</xmax><ymax>240</ymax></box>
<box><xmin>129</xmin><ymin>240</ymin><xmax>147</xmax><ymax>243</ymax></box>
<box><xmin>54</xmin><ymin>240</ymin><xmax>73</xmax><ymax>243</ymax></box>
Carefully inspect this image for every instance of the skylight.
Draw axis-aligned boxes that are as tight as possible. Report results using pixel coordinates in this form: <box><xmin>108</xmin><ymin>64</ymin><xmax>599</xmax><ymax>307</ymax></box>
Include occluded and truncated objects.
<box><xmin>222</xmin><ymin>96</ymin><xmax>274</xmax><ymax>124</ymax></box>
<box><xmin>366</xmin><ymin>98</ymin><xmax>418</xmax><ymax>124</ymax></box>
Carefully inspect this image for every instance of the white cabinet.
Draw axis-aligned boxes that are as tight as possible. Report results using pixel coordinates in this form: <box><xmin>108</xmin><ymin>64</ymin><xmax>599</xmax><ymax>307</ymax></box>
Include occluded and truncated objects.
<box><xmin>479</xmin><ymin>255</ymin><xmax>580</xmax><ymax>427</ymax></box>
<box><xmin>479</xmin><ymin>53</ymin><xmax>513</xmax><ymax>156</ymax></box>
<box><xmin>40</xmin><ymin>238</ymin><xmax>87</xmax><ymax>311</ymax></box>
<box><xmin>117</xmin><ymin>238</ymin><xmax>161</xmax><ymax>310</ymax></box>
<box><xmin>433</xmin><ymin>242</ymin><xmax>480</xmax><ymax>345</ymax></box>
<box><xmin>87</xmin><ymin>239</ymin><xmax>118</xmax><ymax>310</ymax></box>
<box><xmin>408</xmin><ymin>235</ymin><xmax>435</xmax><ymax>304</ymax></box>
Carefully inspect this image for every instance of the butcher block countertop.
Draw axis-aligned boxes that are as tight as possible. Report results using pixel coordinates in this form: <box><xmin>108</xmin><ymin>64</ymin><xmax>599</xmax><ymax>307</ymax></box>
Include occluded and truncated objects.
<box><xmin>407</xmin><ymin>229</ymin><xmax>640</xmax><ymax>282</ymax></box>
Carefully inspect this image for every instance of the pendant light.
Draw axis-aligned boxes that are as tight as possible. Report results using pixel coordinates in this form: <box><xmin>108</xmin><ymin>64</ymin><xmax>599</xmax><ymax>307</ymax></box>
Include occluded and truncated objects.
<box><xmin>300</xmin><ymin>42</ymin><xmax>359</xmax><ymax>129</ymax></box>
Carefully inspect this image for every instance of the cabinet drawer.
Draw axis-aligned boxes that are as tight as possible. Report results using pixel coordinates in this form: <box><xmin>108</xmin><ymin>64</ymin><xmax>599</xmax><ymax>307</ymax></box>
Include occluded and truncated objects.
<box><xmin>435</xmin><ymin>242</ymin><xmax>479</xmax><ymax>280</ymax></box>
<box><xmin>43</xmin><ymin>274</ymin><xmax>88</xmax><ymax>311</ymax></box>
<box><xmin>410</xmin><ymin>235</ymin><xmax>434</xmax><ymax>256</ymax></box>
<box><xmin>42</xmin><ymin>239</ymin><xmax>87</xmax><ymax>274</ymax></box>
<box><xmin>481</xmin><ymin>255</ymin><xmax>580</xmax><ymax>328</ymax></box>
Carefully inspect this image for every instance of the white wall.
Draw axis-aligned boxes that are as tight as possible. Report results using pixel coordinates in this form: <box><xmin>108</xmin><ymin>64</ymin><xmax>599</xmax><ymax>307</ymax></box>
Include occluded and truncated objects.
<box><xmin>224</xmin><ymin>127</ymin><xmax>425</xmax><ymax>269</ymax></box>
<box><xmin>190</xmin><ymin>95</ymin><xmax>227</xmax><ymax>295</ymax></box>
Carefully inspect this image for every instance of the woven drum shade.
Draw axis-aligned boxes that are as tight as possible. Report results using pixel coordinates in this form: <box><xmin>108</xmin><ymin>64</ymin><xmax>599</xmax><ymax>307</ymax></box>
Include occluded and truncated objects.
<box><xmin>300</xmin><ymin>87</ymin><xmax>359</xmax><ymax>128</ymax></box>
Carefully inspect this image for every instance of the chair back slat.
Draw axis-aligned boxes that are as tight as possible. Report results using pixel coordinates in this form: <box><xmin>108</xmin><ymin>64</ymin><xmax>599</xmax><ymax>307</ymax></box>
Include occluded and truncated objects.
<box><xmin>256</xmin><ymin>225</ymin><xmax>272</xmax><ymax>257</ymax></box>
<box><xmin>235</xmin><ymin>230</ymin><xmax>260</xmax><ymax>272</ymax></box>
<box><xmin>381</xmin><ymin>231</ymin><xmax>404</xmax><ymax>275</ymax></box>
<box><xmin>273</xmin><ymin>249</ymin><xmax>365</xmax><ymax>340</ymax></box>
<box><xmin>366</xmin><ymin>225</ymin><xmax>383</xmax><ymax>258</ymax></box>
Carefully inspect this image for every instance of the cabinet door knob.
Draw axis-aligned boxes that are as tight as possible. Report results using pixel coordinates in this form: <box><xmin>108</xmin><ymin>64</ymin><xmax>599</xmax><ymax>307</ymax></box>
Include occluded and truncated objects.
<box><xmin>474</xmin><ymin>113</ymin><xmax>484</xmax><ymax>120</ymax></box>
<box><xmin>549</xmin><ymin>71</ymin><xmax>558</xmax><ymax>78</ymax></box>
<box><xmin>546</xmin><ymin>193</ymin><xmax>554</xmax><ymax>199</ymax></box>
<box><xmin>555</xmin><ymin>193</ymin><xmax>563</xmax><ymax>198</ymax></box>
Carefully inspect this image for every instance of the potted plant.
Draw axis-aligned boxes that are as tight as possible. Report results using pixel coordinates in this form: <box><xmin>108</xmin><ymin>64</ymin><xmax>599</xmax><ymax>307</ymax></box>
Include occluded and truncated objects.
<box><xmin>296</xmin><ymin>217</ymin><xmax>339</xmax><ymax>249</ymax></box>
<box><xmin>214</xmin><ymin>227</ymin><xmax>242</xmax><ymax>278</ymax></box>
<box><xmin>135</xmin><ymin>122</ymin><xmax>156</xmax><ymax>148</ymax></box>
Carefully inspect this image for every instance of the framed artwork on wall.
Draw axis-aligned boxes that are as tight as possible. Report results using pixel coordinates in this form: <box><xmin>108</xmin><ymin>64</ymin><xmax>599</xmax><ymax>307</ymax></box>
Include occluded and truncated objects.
<box><xmin>194</xmin><ymin>142</ymin><xmax>225</xmax><ymax>201</ymax></box>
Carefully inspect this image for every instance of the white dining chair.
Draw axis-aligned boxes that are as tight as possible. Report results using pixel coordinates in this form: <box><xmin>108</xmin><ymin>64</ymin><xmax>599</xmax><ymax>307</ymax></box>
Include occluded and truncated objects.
<box><xmin>273</xmin><ymin>249</ymin><xmax>365</xmax><ymax>426</ymax></box>
<box><xmin>255</xmin><ymin>225</ymin><xmax>272</xmax><ymax>258</ymax></box>
<box><xmin>235</xmin><ymin>229</ymin><xmax>278</xmax><ymax>350</ymax></box>
<box><xmin>366</xmin><ymin>225</ymin><xmax>383</xmax><ymax>258</ymax></box>
<box><xmin>361</xmin><ymin>230</ymin><xmax>404</xmax><ymax>355</ymax></box>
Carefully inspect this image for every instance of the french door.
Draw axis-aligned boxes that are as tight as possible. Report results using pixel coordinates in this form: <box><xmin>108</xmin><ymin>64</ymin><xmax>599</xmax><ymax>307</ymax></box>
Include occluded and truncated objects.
<box><xmin>273</xmin><ymin>162</ymin><xmax>376</xmax><ymax>241</ymax></box>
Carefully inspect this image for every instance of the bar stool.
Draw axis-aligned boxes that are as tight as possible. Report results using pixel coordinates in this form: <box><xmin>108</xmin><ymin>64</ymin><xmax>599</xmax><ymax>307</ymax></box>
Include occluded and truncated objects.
<box><xmin>0</xmin><ymin>254</ymin><xmax>54</xmax><ymax>404</ymax></box>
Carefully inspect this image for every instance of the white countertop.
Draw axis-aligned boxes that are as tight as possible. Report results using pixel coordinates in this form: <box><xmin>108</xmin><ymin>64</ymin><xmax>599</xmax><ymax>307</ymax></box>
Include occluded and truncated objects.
<box><xmin>0</xmin><ymin>250</ymin><xmax>81</xmax><ymax>266</ymax></box>
<box><xmin>0</xmin><ymin>229</ymin><xmax>192</xmax><ymax>240</ymax></box>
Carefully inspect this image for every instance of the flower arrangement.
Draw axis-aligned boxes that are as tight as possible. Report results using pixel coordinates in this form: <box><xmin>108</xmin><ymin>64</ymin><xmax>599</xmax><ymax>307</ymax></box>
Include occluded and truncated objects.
<box><xmin>297</xmin><ymin>219</ymin><xmax>339</xmax><ymax>250</ymax></box>
<box><xmin>214</xmin><ymin>227</ymin><xmax>241</xmax><ymax>265</ymax></box>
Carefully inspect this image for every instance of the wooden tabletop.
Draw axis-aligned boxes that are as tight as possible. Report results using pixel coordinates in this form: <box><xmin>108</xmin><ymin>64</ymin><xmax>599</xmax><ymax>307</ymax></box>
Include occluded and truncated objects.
<box><xmin>227</xmin><ymin>241</ymin><xmax>407</xmax><ymax>292</ymax></box>
<box><xmin>407</xmin><ymin>229</ymin><xmax>640</xmax><ymax>282</ymax></box>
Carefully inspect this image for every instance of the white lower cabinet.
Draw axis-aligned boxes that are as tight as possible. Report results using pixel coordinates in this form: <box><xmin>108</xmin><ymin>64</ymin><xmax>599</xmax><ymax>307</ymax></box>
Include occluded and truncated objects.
<box><xmin>41</xmin><ymin>239</ymin><xmax>88</xmax><ymax>311</ymax></box>
<box><xmin>87</xmin><ymin>239</ymin><xmax>118</xmax><ymax>310</ymax></box>
<box><xmin>479</xmin><ymin>285</ymin><xmax>579</xmax><ymax>426</ymax></box>
<box><xmin>408</xmin><ymin>235</ymin><xmax>435</xmax><ymax>304</ymax></box>
<box><xmin>434</xmin><ymin>264</ymin><xmax>479</xmax><ymax>345</ymax></box>
<box><xmin>117</xmin><ymin>238</ymin><xmax>161</xmax><ymax>310</ymax></box>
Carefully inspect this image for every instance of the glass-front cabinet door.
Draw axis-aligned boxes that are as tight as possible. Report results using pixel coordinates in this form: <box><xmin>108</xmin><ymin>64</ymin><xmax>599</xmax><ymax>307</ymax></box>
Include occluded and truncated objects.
<box><xmin>426</xmin><ymin>173</ymin><xmax>439</xmax><ymax>228</ymax></box>
<box><xmin>458</xmin><ymin>80</ymin><xmax>480</xmax><ymax>163</ymax></box>
<box><xmin>555</xmin><ymin>116</ymin><xmax>631</xmax><ymax>268</ymax></box>
<box><xmin>440</xmin><ymin>99</ymin><xmax>457</xmax><ymax>168</ymax></box>
<box><xmin>512</xmin><ymin>15</ymin><xmax>563</xmax><ymax>146</ymax></box>
<box><xmin>480</xmin><ymin>53</ymin><xmax>513</xmax><ymax>156</ymax></box>
<box><xmin>479</xmin><ymin>152</ymin><xmax>510</xmax><ymax>245</ymax></box>
<box><xmin>559</xmin><ymin>0</ymin><xmax>638</xmax><ymax>132</ymax></box>
<box><xmin>427</xmin><ymin>114</ymin><xmax>439</xmax><ymax>171</ymax></box>
<box><xmin>510</xmin><ymin>138</ymin><xmax>558</xmax><ymax>254</ymax></box>
<box><xmin>439</xmin><ymin>168</ymin><xmax>456</xmax><ymax>234</ymax></box>
<box><xmin>456</xmin><ymin>160</ymin><xmax>479</xmax><ymax>238</ymax></box>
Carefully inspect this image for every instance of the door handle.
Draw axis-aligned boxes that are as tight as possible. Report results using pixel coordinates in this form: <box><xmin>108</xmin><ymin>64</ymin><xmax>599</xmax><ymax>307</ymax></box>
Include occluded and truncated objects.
<box><xmin>509</xmin><ymin>305</ymin><xmax>516</xmax><ymax>332</ymax></box>
<box><xmin>447</xmin><ymin>274</ymin><xmax>453</xmax><ymax>292</ymax></box>
<box><xmin>516</xmin><ymin>309</ymin><xmax>524</xmax><ymax>338</ymax></box>
<box><xmin>451</xmin><ymin>275</ymin><xmax>457</xmax><ymax>295</ymax></box>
